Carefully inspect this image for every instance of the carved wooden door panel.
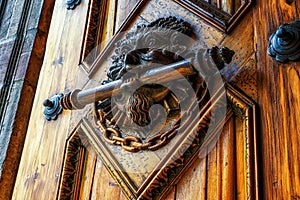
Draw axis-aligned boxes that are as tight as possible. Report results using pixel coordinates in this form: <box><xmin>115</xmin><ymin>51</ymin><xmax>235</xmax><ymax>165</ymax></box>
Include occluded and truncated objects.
<box><xmin>12</xmin><ymin>0</ymin><xmax>300</xmax><ymax>200</ymax></box>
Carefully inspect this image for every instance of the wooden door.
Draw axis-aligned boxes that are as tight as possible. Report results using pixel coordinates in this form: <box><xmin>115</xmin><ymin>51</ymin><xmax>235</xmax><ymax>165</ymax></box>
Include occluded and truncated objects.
<box><xmin>12</xmin><ymin>0</ymin><xmax>300</xmax><ymax>199</ymax></box>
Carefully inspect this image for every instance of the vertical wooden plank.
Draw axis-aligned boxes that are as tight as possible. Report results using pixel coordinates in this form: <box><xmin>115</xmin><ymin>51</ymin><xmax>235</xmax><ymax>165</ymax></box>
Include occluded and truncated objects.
<box><xmin>100</xmin><ymin>0</ymin><xmax>117</xmax><ymax>49</ymax></box>
<box><xmin>208</xmin><ymin>115</ymin><xmax>243</xmax><ymax>200</ymax></box>
<box><xmin>115</xmin><ymin>0</ymin><xmax>139</xmax><ymax>31</ymax></box>
<box><xmin>12</xmin><ymin>1</ymin><xmax>68</xmax><ymax>198</ymax></box>
<box><xmin>221</xmin><ymin>0</ymin><xmax>234</xmax><ymax>14</ymax></box>
<box><xmin>206</xmin><ymin>134</ymin><xmax>221</xmax><ymax>200</ymax></box>
<box><xmin>220</xmin><ymin>117</ymin><xmax>236</xmax><ymax>200</ymax></box>
<box><xmin>164</xmin><ymin>186</ymin><xmax>176</xmax><ymax>200</ymax></box>
<box><xmin>0</xmin><ymin>0</ymin><xmax>55</xmax><ymax>199</ymax></box>
<box><xmin>280</xmin><ymin>66</ymin><xmax>300</xmax><ymax>198</ymax></box>
<box><xmin>204</xmin><ymin>117</ymin><xmax>237</xmax><ymax>200</ymax></box>
<box><xmin>175</xmin><ymin>157</ymin><xmax>207</xmax><ymax>200</ymax></box>
<box><xmin>235</xmin><ymin>117</ymin><xmax>246</xmax><ymax>200</ymax></box>
<box><xmin>221</xmin><ymin>10</ymin><xmax>254</xmax><ymax>81</ymax></box>
<box><xmin>217</xmin><ymin>0</ymin><xmax>222</xmax><ymax>9</ymax></box>
<box><xmin>12</xmin><ymin>1</ymin><xmax>90</xmax><ymax>199</ymax></box>
<box><xmin>234</xmin><ymin>0</ymin><xmax>241</xmax><ymax>12</ymax></box>
<box><xmin>90</xmin><ymin>158</ymin><xmax>122</xmax><ymax>199</ymax></box>
<box><xmin>78</xmin><ymin>150</ymin><xmax>97</xmax><ymax>200</ymax></box>
<box><xmin>175</xmin><ymin>114</ymin><xmax>238</xmax><ymax>199</ymax></box>
<box><xmin>253</xmin><ymin>0</ymin><xmax>299</xmax><ymax>199</ymax></box>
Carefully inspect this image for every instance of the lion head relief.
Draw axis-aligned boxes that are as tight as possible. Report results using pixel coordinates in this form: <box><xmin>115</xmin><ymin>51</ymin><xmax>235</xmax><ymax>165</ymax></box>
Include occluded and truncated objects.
<box><xmin>94</xmin><ymin>16</ymin><xmax>233</xmax><ymax>152</ymax></box>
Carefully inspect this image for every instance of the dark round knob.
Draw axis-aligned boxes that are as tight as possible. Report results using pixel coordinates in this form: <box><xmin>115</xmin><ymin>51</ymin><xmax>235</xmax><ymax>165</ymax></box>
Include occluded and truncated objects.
<box><xmin>43</xmin><ymin>94</ymin><xmax>63</xmax><ymax>121</ymax></box>
<box><xmin>43</xmin><ymin>99</ymin><xmax>53</xmax><ymax>107</ymax></box>
<box><xmin>276</xmin><ymin>27</ymin><xmax>293</xmax><ymax>41</ymax></box>
<box><xmin>268</xmin><ymin>20</ymin><xmax>300</xmax><ymax>62</ymax></box>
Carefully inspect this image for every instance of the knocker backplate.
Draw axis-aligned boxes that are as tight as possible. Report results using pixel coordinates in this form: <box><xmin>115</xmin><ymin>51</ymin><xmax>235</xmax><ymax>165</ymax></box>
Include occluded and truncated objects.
<box><xmin>58</xmin><ymin>0</ymin><xmax>259</xmax><ymax>199</ymax></box>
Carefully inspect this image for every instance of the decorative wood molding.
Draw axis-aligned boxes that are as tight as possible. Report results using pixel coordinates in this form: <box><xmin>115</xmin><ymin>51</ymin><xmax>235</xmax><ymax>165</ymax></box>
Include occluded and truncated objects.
<box><xmin>86</xmin><ymin>0</ymin><xmax>248</xmax><ymax>78</ymax></box>
<box><xmin>53</xmin><ymin>0</ymin><xmax>253</xmax><ymax>102</ymax></box>
<box><xmin>80</xmin><ymin>100</ymin><xmax>218</xmax><ymax>200</ymax></box>
<box><xmin>58</xmin><ymin>126</ymin><xmax>86</xmax><ymax>199</ymax></box>
<box><xmin>54</xmin><ymin>1</ymin><xmax>259</xmax><ymax>199</ymax></box>
<box><xmin>268</xmin><ymin>20</ymin><xmax>300</xmax><ymax>63</ymax></box>
<box><xmin>80</xmin><ymin>0</ymin><xmax>108</xmax><ymax>72</ymax></box>
<box><xmin>175</xmin><ymin>0</ymin><xmax>254</xmax><ymax>33</ymax></box>
<box><xmin>226</xmin><ymin>84</ymin><xmax>259</xmax><ymax>200</ymax></box>
<box><xmin>57</xmin><ymin>84</ymin><xmax>259</xmax><ymax>200</ymax></box>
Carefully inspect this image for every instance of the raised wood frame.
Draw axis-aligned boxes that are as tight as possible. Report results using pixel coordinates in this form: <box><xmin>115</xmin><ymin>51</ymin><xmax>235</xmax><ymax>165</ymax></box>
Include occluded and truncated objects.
<box><xmin>57</xmin><ymin>1</ymin><xmax>258</xmax><ymax>199</ymax></box>
<box><xmin>80</xmin><ymin>0</ymin><xmax>108</xmax><ymax>73</ymax></box>
<box><xmin>57</xmin><ymin>128</ymin><xmax>87</xmax><ymax>199</ymax></box>
<box><xmin>57</xmin><ymin>84</ymin><xmax>259</xmax><ymax>200</ymax></box>
<box><xmin>175</xmin><ymin>0</ymin><xmax>254</xmax><ymax>33</ymax></box>
<box><xmin>86</xmin><ymin>0</ymin><xmax>253</xmax><ymax>78</ymax></box>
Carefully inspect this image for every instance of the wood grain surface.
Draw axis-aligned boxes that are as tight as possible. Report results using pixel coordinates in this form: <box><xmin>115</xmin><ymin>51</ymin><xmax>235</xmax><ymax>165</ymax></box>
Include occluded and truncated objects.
<box><xmin>254</xmin><ymin>1</ymin><xmax>300</xmax><ymax>199</ymax></box>
<box><xmin>12</xmin><ymin>0</ymin><xmax>300</xmax><ymax>199</ymax></box>
<box><xmin>12</xmin><ymin>1</ymin><xmax>90</xmax><ymax>199</ymax></box>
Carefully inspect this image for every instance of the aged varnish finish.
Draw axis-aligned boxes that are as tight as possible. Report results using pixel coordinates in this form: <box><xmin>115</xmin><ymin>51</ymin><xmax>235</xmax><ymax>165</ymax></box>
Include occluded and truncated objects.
<box><xmin>10</xmin><ymin>0</ymin><xmax>300</xmax><ymax>199</ymax></box>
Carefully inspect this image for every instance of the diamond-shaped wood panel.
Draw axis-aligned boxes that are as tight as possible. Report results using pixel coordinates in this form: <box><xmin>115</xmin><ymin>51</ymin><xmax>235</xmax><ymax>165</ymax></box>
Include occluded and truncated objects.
<box><xmin>58</xmin><ymin>1</ymin><xmax>258</xmax><ymax>199</ymax></box>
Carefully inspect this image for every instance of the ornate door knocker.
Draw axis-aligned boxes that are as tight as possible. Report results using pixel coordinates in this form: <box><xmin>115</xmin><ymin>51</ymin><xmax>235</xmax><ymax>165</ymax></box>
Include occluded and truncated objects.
<box><xmin>43</xmin><ymin>16</ymin><xmax>234</xmax><ymax>152</ymax></box>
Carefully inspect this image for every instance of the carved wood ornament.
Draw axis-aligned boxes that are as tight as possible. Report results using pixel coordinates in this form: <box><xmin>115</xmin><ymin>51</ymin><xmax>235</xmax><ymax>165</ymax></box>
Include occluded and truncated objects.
<box><xmin>175</xmin><ymin>0</ymin><xmax>254</xmax><ymax>32</ymax></box>
<box><xmin>44</xmin><ymin>16</ymin><xmax>235</xmax><ymax>152</ymax></box>
<box><xmin>93</xmin><ymin>16</ymin><xmax>234</xmax><ymax>152</ymax></box>
<box><xmin>45</xmin><ymin>10</ymin><xmax>259</xmax><ymax>198</ymax></box>
<box><xmin>58</xmin><ymin>132</ymin><xmax>86</xmax><ymax>199</ymax></box>
<box><xmin>43</xmin><ymin>1</ymin><xmax>258</xmax><ymax>198</ymax></box>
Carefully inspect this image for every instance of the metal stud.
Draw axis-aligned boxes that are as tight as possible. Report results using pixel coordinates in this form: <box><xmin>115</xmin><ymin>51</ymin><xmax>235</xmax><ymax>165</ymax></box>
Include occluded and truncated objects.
<box><xmin>268</xmin><ymin>20</ymin><xmax>300</xmax><ymax>63</ymax></box>
<box><xmin>66</xmin><ymin>0</ymin><xmax>81</xmax><ymax>10</ymax></box>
